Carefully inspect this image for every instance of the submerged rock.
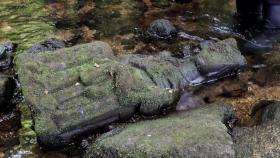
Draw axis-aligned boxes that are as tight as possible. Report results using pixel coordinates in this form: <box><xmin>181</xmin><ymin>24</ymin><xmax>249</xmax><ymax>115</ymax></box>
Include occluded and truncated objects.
<box><xmin>84</xmin><ymin>104</ymin><xmax>236</xmax><ymax>158</ymax></box>
<box><xmin>151</xmin><ymin>0</ymin><xmax>171</xmax><ymax>8</ymax></box>
<box><xmin>233</xmin><ymin>102</ymin><xmax>280</xmax><ymax>158</ymax></box>
<box><xmin>92</xmin><ymin>0</ymin><xmax>145</xmax><ymax>36</ymax></box>
<box><xmin>147</xmin><ymin>19</ymin><xmax>177</xmax><ymax>40</ymax></box>
<box><xmin>26</xmin><ymin>38</ymin><xmax>65</xmax><ymax>54</ymax></box>
<box><xmin>15</xmin><ymin>39</ymin><xmax>246</xmax><ymax>148</ymax></box>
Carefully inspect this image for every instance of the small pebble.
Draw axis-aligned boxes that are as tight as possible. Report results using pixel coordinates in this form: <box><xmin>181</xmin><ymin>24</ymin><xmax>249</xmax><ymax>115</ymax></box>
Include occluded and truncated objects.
<box><xmin>94</xmin><ymin>63</ymin><xmax>100</xmax><ymax>68</ymax></box>
<box><xmin>44</xmin><ymin>90</ymin><xmax>49</xmax><ymax>95</ymax></box>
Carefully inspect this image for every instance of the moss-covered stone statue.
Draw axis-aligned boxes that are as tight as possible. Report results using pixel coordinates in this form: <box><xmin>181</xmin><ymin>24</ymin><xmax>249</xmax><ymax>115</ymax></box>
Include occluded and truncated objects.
<box><xmin>15</xmin><ymin>38</ymin><xmax>246</xmax><ymax>149</ymax></box>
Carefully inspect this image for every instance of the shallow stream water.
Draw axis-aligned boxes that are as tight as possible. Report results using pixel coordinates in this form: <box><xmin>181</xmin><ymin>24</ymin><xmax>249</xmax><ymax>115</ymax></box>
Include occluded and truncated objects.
<box><xmin>0</xmin><ymin>0</ymin><xmax>280</xmax><ymax>157</ymax></box>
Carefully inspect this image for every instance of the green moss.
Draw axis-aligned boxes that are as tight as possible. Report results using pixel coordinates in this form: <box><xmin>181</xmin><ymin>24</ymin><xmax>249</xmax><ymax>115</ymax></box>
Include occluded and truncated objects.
<box><xmin>18</xmin><ymin>104</ymin><xmax>38</xmax><ymax>151</ymax></box>
<box><xmin>199</xmin><ymin>49</ymin><xmax>225</xmax><ymax>63</ymax></box>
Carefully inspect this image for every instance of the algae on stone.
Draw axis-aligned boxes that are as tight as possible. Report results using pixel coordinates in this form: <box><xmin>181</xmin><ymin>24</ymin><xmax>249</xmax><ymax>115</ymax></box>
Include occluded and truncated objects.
<box><xmin>84</xmin><ymin>104</ymin><xmax>236</xmax><ymax>158</ymax></box>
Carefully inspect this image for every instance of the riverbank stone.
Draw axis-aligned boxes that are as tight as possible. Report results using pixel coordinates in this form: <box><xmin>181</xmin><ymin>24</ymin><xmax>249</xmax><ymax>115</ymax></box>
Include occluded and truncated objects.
<box><xmin>15</xmin><ymin>39</ymin><xmax>246</xmax><ymax>149</ymax></box>
<box><xmin>84</xmin><ymin>104</ymin><xmax>236</xmax><ymax>158</ymax></box>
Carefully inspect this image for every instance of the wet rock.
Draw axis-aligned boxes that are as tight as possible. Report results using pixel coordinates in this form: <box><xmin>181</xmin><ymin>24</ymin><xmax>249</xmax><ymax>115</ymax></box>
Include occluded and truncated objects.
<box><xmin>119</xmin><ymin>51</ymin><xmax>202</xmax><ymax>89</ymax></box>
<box><xmin>84</xmin><ymin>104</ymin><xmax>236</xmax><ymax>158</ymax></box>
<box><xmin>147</xmin><ymin>19</ymin><xmax>177</xmax><ymax>40</ymax></box>
<box><xmin>233</xmin><ymin>102</ymin><xmax>280</xmax><ymax>158</ymax></box>
<box><xmin>26</xmin><ymin>38</ymin><xmax>65</xmax><ymax>54</ymax></box>
<box><xmin>195</xmin><ymin>38</ymin><xmax>246</xmax><ymax>78</ymax></box>
<box><xmin>0</xmin><ymin>43</ymin><xmax>17</xmax><ymax>70</ymax></box>
<box><xmin>176</xmin><ymin>92</ymin><xmax>205</xmax><ymax>111</ymax></box>
<box><xmin>178</xmin><ymin>32</ymin><xmax>204</xmax><ymax>42</ymax></box>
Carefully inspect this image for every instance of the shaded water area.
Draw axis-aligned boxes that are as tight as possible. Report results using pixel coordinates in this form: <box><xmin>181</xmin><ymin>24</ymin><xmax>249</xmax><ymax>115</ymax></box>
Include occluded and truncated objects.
<box><xmin>0</xmin><ymin>0</ymin><xmax>280</xmax><ymax>157</ymax></box>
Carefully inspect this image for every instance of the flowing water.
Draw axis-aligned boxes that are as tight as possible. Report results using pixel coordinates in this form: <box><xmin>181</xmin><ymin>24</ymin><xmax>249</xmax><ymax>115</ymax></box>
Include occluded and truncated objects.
<box><xmin>0</xmin><ymin>0</ymin><xmax>280</xmax><ymax>157</ymax></box>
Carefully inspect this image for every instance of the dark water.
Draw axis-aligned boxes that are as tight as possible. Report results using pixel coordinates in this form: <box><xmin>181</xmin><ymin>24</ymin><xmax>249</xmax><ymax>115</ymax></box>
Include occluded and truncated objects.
<box><xmin>1</xmin><ymin>0</ymin><xmax>280</xmax><ymax>157</ymax></box>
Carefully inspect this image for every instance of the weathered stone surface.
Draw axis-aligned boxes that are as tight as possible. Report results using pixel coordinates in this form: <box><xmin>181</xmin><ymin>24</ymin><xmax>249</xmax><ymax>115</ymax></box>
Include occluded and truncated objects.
<box><xmin>84</xmin><ymin>104</ymin><xmax>236</xmax><ymax>158</ymax></box>
<box><xmin>233</xmin><ymin>102</ymin><xmax>280</xmax><ymax>158</ymax></box>
<box><xmin>15</xmin><ymin>39</ymin><xmax>246</xmax><ymax>148</ymax></box>
<box><xmin>194</xmin><ymin>38</ymin><xmax>246</xmax><ymax>78</ymax></box>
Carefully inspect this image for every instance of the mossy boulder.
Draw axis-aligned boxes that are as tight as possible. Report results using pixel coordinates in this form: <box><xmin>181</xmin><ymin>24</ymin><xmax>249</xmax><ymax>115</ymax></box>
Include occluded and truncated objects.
<box><xmin>84</xmin><ymin>104</ymin><xmax>236</xmax><ymax>158</ymax></box>
<box><xmin>233</xmin><ymin>102</ymin><xmax>280</xmax><ymax>158</ymax></box>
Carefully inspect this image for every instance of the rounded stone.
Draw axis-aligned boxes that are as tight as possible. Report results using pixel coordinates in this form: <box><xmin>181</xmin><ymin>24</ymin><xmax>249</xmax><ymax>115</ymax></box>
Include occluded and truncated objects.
<box><xmin>147</xmin><ymin>19</ymin><xmax>177</xmax><ymax>39</ymax></box>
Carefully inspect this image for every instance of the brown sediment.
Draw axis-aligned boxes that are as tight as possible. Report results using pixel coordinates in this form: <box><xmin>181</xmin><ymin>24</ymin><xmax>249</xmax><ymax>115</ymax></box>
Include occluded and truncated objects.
<box><xmin>220</xmin><ymin>82</ymin><xmax>280</xmax><ymax>126</ymax></box>
<box><xmin>196</xmin><ymin>70</ymin><xmax>280</xmax><ymax>126</ymax></box>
